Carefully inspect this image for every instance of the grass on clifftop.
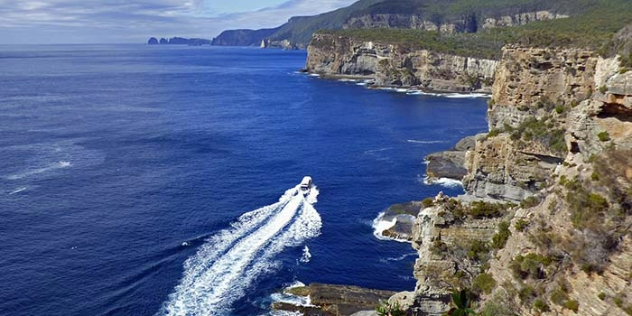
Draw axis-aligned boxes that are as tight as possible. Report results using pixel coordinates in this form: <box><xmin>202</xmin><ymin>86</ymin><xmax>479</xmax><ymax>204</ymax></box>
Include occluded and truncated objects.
<box><xmin>317</xmin><ymin>0</ymin><xmax>632</xmax><ymax>59</ymax></box>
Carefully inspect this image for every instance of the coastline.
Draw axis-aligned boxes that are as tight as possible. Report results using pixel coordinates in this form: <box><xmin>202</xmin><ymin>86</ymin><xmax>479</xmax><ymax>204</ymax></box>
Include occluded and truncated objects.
<box><xmin>304</xmin><ymin>71</ymin><xmax>492</xmax><ymax>98</ymax></box>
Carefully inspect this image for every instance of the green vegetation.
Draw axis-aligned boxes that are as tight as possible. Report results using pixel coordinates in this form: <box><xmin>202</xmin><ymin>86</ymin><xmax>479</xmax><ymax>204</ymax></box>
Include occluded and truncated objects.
<box><xmin>563</xmin><ymin>179</ymin><xmax>609</xmax><ymax>230</ymax></box>
<box><xmin>550</xmin><ymin>289</ymin><xmax>568</xmax><ymax>306</ymax></box>
<box><xmin>534</xmin><ymin>299</ymin><xmax>550</xmax><ymax>312</ymax></box>
<box><xmin>447</xmin><ymin>289</ymin><xmax>476</xmax><ymax>316</ymax></box>
<box><xmin>503</xmin><ymin>116</ymin><xmax>567</xmax><ymax>156</ymax></box>
<box><xmin>487</xmin><ymin>129</ymin><xmax>502</xmax><ymax>138</ymax></box>
<box><xmin>510</xmin><ymin>253</ymin><xmax>553</xmax><ymax>279</ymax></box>
<box><xmin>598</xmin><ymin>292</ymin><xmax>606</xmax><ymax>300</ymax></box>
<box><xmin>481</xmin><ymin>293</ymin><xmax>517</xmax><ymax>316</ymax></box>
<box><xmin>469</xmin><ymin>201</ymin><xmax>508</xmax><ymax>219</ymax></box>
<box><xmin>319</xmin><ymin>0</ymin><xmax>632</xmax><ymax>59</ymax></box>
<box><xmin>376</xmin><ymin>300</ymin><xmax>406</xmax><ymax>316</ymax></box>
<box><xmin>444</xmin><ymin>199</ymin><xmax>510</xmax><ymax>220</ymax></box>
<box><xmin>472</xmin><ymin>273</ymin><xmax>497</xmax><ymax>295</ymax></box>
<box><xmin>514</xmin><ymin>219</ymin><xmax>529</xmax><ymax>232</ymax></box>
<box><xmin>565</xmin><ymin>300</ymin><xmax>580</xmax><ymax>313</ymax></box>
<box><xmin>492</xmin><ymin>221</ymin><xmax>511</xmax><ymax>249</ymax></box>
<box><xmin>520</xmin><ymin>196</ymin><xmax>540</xmax><ymax>208</ymax></box>
<box><xmin>518</xmin><ymin>285</ymin><xmax>537</xmax><ymax>303</ymax></box>
<box><xmin>422</xmin><ymin>197</ymin><xmax>435</xmax><ymax>208</ymax></box>
<box><xmin>467</xmin><ymin>239</ymin><xmax>491</xmax><ymax>262</ymax></box>
<box><xmin>431</xmin><ymin>239</ymin><xmax>449</xmax><ymax>256</ymax></box>
<box><xmin>598</xmin><ymin>131</ymin><xmax>611</xmax><ymax>142</ymax></box>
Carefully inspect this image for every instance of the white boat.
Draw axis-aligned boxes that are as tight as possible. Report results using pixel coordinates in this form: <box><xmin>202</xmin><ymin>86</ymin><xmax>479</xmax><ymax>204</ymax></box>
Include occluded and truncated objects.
<box><xmin>299</xmin><ymin>176</ymin><xmax>312</xmax><ymax>195</ymax></box>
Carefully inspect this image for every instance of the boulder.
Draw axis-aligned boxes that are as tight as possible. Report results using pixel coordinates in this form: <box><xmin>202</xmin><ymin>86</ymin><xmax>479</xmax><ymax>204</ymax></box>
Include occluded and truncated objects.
<box><xmin>274</xmin><ymin>283</ymin><xmax>396</xmax><ymax>316</ymax></box>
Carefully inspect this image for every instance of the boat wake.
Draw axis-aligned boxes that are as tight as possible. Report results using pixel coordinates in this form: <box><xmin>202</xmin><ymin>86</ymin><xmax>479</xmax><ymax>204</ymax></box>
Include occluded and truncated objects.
<box><xmin>161</xmin><ymin>185</ymin><xmax>321</xmax><ymax>316</ymax></box>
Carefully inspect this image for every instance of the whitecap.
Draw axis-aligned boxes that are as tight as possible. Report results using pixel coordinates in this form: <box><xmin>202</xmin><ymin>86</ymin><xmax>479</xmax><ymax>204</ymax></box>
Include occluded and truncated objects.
<box><xmin>379</xmin><ymin>252</ymin><xmax>418</xmax><ymax>263</ymax></box>
<box><xmin>405</xmin><ymin>90</ymin><xmax>491</xmax><ymax>98</ymax></box>
<box><xmin>5</xmin><ymin>161</ymin><xmax>72</xmax><ymax>180</ymax></box>
<box><xmin>299</xmin><ymin>246</ymin><xmax>312</xmax><ymax>263</ymax></box>
<box><xmin>371</xmin><ymin>212</ymin><xmax>412</xmax><ymax>243</ymax></box>
<box><xmin>406</xmin><ymin>139</ymin><xmax>448</xmax><ymax>144</ymax></box>
<box><xmin>423</xmin><ymin>176</ymin><xmax>463</xmax><ymax>188</ymax></box>
<box><xmin>9</xmin><ymin>187</ymin><xmax>28</xmax><ymax>195</ymax></box>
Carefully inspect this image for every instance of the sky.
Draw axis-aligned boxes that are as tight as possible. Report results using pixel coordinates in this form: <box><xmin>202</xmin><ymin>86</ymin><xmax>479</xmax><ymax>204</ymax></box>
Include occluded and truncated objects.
<box><xmin>0</xmin><ymin>0</ymin><xmax>357</xmax><ymax>44</ymax></box>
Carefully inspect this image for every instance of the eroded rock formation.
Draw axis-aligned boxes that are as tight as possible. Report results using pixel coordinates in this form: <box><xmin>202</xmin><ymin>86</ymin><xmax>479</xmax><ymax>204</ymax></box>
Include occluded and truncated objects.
<box><xmin>306</xmin><ymin>33</ymin><xmax>498</xmax><ymax>92</ymax></box>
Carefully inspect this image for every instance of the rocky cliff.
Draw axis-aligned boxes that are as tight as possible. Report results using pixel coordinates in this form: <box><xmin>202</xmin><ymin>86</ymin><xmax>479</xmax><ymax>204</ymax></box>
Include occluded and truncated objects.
<box><xmin>211</xmin><ymin>28</ymin><xmax>280</xmax><ymax>47</ymax></box>
<box><xmin>393</xmin><ymin>38</ymin><xmax>632</xmax><ymax>316</ymax></box>
<box><xmin>343</xmin><ymin>10</ymin><xmax>568</xmax><ymax>32</ymax></box>
<box><xmin>306</xmin><ymin>33</ymin><xmax>498</xmax><ymax>92</ymax></box>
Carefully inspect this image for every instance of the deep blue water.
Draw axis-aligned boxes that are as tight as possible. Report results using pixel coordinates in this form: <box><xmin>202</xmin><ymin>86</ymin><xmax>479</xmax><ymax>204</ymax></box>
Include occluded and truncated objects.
<box><xmin>0</xmin><ymin>45</ymin><xmax>488</xmax><ymax>316</ymax></box>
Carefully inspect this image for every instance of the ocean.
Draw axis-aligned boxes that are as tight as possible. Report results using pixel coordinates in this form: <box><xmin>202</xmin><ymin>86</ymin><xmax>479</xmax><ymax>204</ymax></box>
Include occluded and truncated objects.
<box><xmin>0</xmin><ymin>45</ymin><xmax>488</xmax><ymax>316</ymax></box>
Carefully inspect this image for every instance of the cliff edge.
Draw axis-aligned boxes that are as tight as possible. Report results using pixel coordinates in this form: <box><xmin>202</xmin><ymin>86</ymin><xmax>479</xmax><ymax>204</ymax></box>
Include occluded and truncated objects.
<box><xmin>390</xmin><ymin>28</ymin><xmax>632</xmax><ymax>316</ymax></box>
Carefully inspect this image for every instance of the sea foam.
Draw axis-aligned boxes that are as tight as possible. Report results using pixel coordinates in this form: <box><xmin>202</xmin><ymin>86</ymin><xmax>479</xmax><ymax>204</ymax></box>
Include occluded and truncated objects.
<box><xmin>161</xmin><ymin>186</ymin><xmax>321</xmax><ymax>316</ymax></box>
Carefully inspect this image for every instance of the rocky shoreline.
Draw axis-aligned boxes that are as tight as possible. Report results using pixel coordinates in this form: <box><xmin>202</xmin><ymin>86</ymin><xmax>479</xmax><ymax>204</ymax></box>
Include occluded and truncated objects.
<box><xmin>305</xmin><ymin>33</ymin><xmax>498</xmax><ymax>94</ymax></box>
<box><xmin>292</xmin><ymin>23</ymin><xmax>632</xmax><ymax>314</ymax></box>
<box><xmin>272</xmin><ymin>283</ymin><xmax>395</xmax><ymax>316</ymax></box>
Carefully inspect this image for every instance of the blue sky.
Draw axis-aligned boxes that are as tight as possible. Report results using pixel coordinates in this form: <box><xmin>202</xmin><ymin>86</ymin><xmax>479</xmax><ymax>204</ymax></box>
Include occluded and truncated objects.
<box><xmin>0</xmin><ymin>0</ymin><xmax>357</xmax><ymax>44</ymax></box>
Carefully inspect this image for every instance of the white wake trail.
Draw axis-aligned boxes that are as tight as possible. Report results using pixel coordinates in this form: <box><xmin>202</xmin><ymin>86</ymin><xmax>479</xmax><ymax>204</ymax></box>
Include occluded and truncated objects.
<box><xmin>162</xmin><ymin>186</ymin><xmax>321</xmax><ymax>316</ymax></box>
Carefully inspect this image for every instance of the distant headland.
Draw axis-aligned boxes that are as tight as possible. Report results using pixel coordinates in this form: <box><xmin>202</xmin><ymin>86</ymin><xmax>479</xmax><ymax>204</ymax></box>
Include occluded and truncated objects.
<box><xmin>147</xmin><ymin>37</ymin><xmax>211</xmax><ymax>46</ymax></box>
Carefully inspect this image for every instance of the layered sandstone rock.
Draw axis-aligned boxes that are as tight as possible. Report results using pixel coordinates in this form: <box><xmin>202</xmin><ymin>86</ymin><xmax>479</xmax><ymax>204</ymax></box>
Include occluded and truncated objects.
<box><xmin>397</xmin><ymin>42</ymin><xmax>632</xmax><ymax>316</ymax></box>
<box><xmin>306</xmin><ymin>33</ymin><xmax>498</xmax><ymax>92</ymax></box>
<box><xmin>343</xmin><ymin>11</ymin><xmax>568</xmax><ymax>32</ymax></box>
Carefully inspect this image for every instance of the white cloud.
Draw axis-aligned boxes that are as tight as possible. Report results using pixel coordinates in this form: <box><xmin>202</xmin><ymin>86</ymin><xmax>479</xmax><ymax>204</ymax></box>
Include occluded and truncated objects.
<box><xmin>0</xmin><ymin>0</ymin><xmax>357</xmax><ymax>43</ymax></box>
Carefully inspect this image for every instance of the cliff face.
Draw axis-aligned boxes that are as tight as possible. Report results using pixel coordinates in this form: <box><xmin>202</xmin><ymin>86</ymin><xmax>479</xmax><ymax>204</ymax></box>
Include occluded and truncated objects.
<box><xmin>462</xmin><ymin>46</ymin><xmax>603</xmax><ymax>202</ymax></box>
<box><xmin>211</xmin><ymin>28</ymin><xmax>280</xmax><ymax>47</ymax></box>
<box><xmin>489</xmin><ymin>45</ymin><xmax>599</xmax><ymax>130</ymax></box>
<box><xmin>343</xmin><ymin>10</ymin><xmax>568</xmax><ymax>32</ymax></box>
<box><xmin>396</xmin><ymin>43</ymin><xmax>632</xmax><ymax>315</ymax></box>
<box><xmin>306</xmin><ymin>33</ymin><xmax>498</xmax><ymax>92</ymax></box>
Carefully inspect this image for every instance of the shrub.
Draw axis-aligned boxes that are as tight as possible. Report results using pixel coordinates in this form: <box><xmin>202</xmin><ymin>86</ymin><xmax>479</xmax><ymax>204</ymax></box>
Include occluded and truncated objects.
<box><xmin>422</xmin><ymin>197</ymin><xmax>435</xmax><ymax>208</ymax></box>
<box><xmin>492</xmin><ymin>221</ymin><xmax>511</xmax><ymax>249</ymax></box>
<box><xmin>580</xmin><ymin>263</ymin><xmax>599</xmax><ymax>274</ymax></box>
<box><xmin>510</xmin><ymin>253</ymin><xmax>552</xmax><ymax>279</ymax></box>
<box><xmin>467</xmin><ymin>239</ymin><xmax>491</xmax><ymax>262</ymax></box>
<box><xmin>599</xmin><ymin>85</ymin><xmax>608</xmax><ymax>94</ymax></box>
<box><xmin>565</xmin><ymin>179</ymin><xmax>610</xmax><ymax>230</ymax></box>
<box><xmin>550</xmin><ymin>289</ymin><xmax>568</xmax><ymax>306</ymax></box>
<box><xmin>555</xmin><ymin>105</ymin><xmax>565</xmax><ymax>114</ymax></box>
<box><xmin>519</xmin><ymin>286</ymin><xmax>537</xmax><ymax>303</ymax></box>
<box><xmin>598</xmin><ymin>131</ymin><xmax>610</xmax><ymax>142</ymax></box>
<box><xmin>598</xmin><ymin>292</ymin><xmax>606</xmax><ymax>300</ymax></box>
<box><xmin>472</xmin><ymin>273</ymin><xmax>497</xmax><ymax>295</ymax></box>
<box><xmin>481</xmin><ymin>296</ymin><xmax>516</xmax><ymax>316</ymax></box>
<box><xmin>431</xmin><ymin>239</ymin><xmax>449</xmax><ymax>256</ymax></box>
<box><xmin>614</xmin><ymin>297</ymin><xmax>623</xmax><ymax>308</ymax></box>
<box><xmin>515</xmin><ymin>219</ymin><xmax>529</xmax><ymax>232</ymax></box>
<box><xmin>520</xmin><ymin>196</ymin><xmax>540</xmax><ymax>208</ymax></box>
<box><xmin>534</xmin><ymin>299</ymin><xmax>550</xmax><ymax>312</ymax></box>
<box><xmin>565</xmin><ymin>300</ymin><xmax>579</xmax><ymax>313</ymax></box>
<box><xmin>376</xmin><ymin>301</ymin><xmax>406</xmax><ymax>316</ymax></box>
<box><xmin>468</xmin><ymin>201</ymin><xmax>507</xmax><ymax>218</ymax></box>
<box><xmin>488</xmin><ymin>129</ymin><xmax>502</xmax><ymax>138</ymax></box>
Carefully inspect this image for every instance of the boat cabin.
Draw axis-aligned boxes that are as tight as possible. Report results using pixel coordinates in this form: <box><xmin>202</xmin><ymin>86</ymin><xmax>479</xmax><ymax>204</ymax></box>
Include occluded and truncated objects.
<box><xmin>300</xmin><ymin>176</ymin><xmax>312</xmax><ymax>191</ymax></box>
